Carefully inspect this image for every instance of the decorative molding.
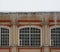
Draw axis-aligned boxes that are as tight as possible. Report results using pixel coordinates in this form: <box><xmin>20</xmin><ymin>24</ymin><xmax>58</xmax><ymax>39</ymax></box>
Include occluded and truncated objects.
<box><xmin>41</xmin><ymin>21</ymin><xmax>50</xmax><ymax>25</ymax></box>
<box><xmin>50</xmin><ymin>48</ymin><xmax>60</xmax><ymax>52</ymax></box>
<box><xmin>17</xmin><ymin>20</ymin><xmax>42</xmax><ymax>22</ymax></box>
<box><xmin>0</xmin><ymin>48</ymin><xmax>11</xmax><ymax>52</ymax></box>
<box><xmin>10</xmin><ymin>19</ymin><xmax>18</xmax><ymax>25</ymax></box>
<box><xmin>0</xmin><ymin>24</ymin><xmax>11</xmax><ymax>27</ymax></box>
<box><xmin>17</xmin><ymin>24</ymin><xmax>42</xmax><ymax>27</ymax></box>
<box><xmin>18</xmin><ymin>48</ymin><xmax>42</xmax><ymax>52</ymax></box>
<box><xmin>0</xmin><ymin>20</ymin><xmax>11</xmax><ymax>22</ymax></box>
<box><xmin>49</xmin><ymin>20</ymin><xmax>60</xmax><ymax>22</ymax></box>
<box><xmin>49</xmin><ymin>24</ymin><xmax>60</xmax><ymax>27</ymax></box>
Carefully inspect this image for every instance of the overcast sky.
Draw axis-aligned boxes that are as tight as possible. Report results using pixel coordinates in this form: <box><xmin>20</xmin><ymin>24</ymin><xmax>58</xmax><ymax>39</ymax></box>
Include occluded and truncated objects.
<box><xmin>0</xmin><ymin>0</ymin><xmax>60</xmax><ymax>12</ymax></box>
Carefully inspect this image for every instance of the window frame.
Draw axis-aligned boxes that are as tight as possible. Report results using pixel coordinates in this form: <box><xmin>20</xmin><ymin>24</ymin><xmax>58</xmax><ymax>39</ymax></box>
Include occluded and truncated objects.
<box><xmin>0</xmin><ymin>26</ymin><xmax>10</xmax><ymax>46</ymax></box>
<box><xmin>18</xmin><ymin>26</ymin><xmax>42</xmax><ymax>47</ymax></box>
<box><xmin>50</xmin><ymin>26</ymin><xmax>60</xmax><ymax>47</ymax></box>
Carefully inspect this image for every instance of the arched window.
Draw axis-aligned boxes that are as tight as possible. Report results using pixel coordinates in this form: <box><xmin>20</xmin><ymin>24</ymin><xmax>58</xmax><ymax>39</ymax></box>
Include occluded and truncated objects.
<box><xmin>51</xmin><ymin>27</ymin><xmax>60</xmax><ymax>47</ymax></box>
<box><xmin>0</xmin><ymin>27</ymin><xmax>9</xmax><ymax>46</ymax></box>
<box><xmin>19</xmin><ymin>27</ymin><xmax>41</xmax><ymax>47</ymax></box>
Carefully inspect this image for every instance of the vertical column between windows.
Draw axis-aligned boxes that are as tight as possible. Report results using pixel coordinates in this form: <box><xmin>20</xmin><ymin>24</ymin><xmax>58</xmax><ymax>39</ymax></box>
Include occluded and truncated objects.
<box><xmin>0</xmin><ymin>27</ymin><xmax>1</xmax><ymax>46</ymax></box>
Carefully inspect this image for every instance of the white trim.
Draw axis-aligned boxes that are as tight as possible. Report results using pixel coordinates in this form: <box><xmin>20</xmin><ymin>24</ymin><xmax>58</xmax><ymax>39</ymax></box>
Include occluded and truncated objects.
<box><xmin>18</xmin><ymin>26</ymin><xmax>42</xmax><ymax>47</ymax></box>
<box><xmin>0</xmin><ymin>26</ymin><xmax>10</xmax><ymax>46</ymax></box>
<box><xmin>50</xmin><ymin>25</ymin><xmax>60</xmax><ymax>46</ymax></box>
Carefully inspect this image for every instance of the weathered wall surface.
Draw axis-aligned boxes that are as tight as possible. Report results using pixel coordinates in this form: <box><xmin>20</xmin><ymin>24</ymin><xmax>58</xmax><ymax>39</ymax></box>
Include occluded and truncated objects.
<box><xmin>0</xmin><ymin>12</ymin><xmax>60</xmax><ymax>52</ymax></box>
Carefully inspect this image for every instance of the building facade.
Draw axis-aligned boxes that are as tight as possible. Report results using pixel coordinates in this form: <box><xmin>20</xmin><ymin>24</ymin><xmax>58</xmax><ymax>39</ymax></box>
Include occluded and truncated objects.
<box><xmin>0</xmin><ymin>12</ymin><xmax>60</xmax><ymax>52</ymax></box>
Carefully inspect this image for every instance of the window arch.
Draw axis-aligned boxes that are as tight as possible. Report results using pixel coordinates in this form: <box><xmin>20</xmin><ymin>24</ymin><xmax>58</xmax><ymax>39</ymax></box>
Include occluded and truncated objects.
<box><xmin>18</xmin><ymin>26</ymin><xmax>41</xmax><ymax>47</ymax></box>
<box><xmin>51</xmin><ymin>26</ymin><xmax>60</xmax><ymax>47</ymax></box>
<box><xmin>0</xmin><ymin>26</ymin><xmax>10</xmax><ymax>46</ymax></box>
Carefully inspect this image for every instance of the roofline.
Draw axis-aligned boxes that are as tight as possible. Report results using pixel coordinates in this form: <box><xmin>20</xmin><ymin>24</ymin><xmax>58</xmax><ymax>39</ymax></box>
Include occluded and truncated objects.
<box><xmin>0</xmin><ymin>12</ymin><xmax>60</xmax><ymax>14</ymax></box>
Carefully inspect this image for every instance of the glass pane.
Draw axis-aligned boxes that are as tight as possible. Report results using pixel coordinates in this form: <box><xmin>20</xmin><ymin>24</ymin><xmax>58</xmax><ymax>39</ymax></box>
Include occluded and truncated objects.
<box><xmin>31</xmin><ymin>34</ymin><xmax>40</xmax><ymax>47</ymax></box>
<box><xmin>1</xmin><ymin>28</ymin><xmax>9</xmax><ymax>46</ymax></box>
<box><xmin>19</xmin><ymin>27</ymin><xmax>41</xmax><ymax>47</ymax></box>
<box><xmin>51</xmin><ymin>28</ymin><xmax>60</xmax><ymax>47</ymax></box>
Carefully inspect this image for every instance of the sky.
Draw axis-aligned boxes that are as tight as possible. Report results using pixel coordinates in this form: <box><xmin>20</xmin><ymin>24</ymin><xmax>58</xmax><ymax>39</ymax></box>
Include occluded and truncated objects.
<box><xmin>0</xmin><ymin>0</ymin><xmax>60</xmax><ymax>12</ymax></box>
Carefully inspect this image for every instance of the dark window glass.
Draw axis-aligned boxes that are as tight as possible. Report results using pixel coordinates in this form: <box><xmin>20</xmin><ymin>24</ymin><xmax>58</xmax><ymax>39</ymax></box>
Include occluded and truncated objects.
<box><xmin>0</xmin><ymin>28</ymin><xmax>9</xmax><ymax>46</ymax></box>
<box><xmin>19</xmin><ymin>27</ymin><xmax>41</xmax><ymax>47</ymax></box>
<box><xmin>51</xmin><ymin>27</ymin><xmax>60</xmax><ymax>47</ymax></box>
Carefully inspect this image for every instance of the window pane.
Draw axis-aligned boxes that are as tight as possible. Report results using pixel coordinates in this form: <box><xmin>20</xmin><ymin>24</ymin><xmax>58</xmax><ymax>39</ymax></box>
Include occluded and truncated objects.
<box><xmin>31</xmin><ymin>27</ymin><xmax>40</xmax><ymax>33</ymax></box>
<box><xmin>31</xmin><ymin>34</ymin><xmax>40</xmax><ymax>47</ymax></box>
<box><xmin>20</xmin><ymin>28</ymin><xmax>29</xmax><ymax>33</ymax></box>
<box><xmin>51</xmin><ymin>28</ymin><xmax>60</xmax><ymax>47</ymax></box>
<box><xmin>19</xmin><ymin>27</ymin><xmax>41</xmax><ymax>47</ymax></box>
<box><xmin>1</xmin><ymin>28</ymin><xmax>9</xmax><ymax>46</ymax></box>
<box><xmin>19</xmin><ymin>33</ymin><xmax>29</xmax><ymax>46</ymax></box>
<box><xmin>1</xmin><ymin>28</ymin><xmax>9</xmax><ymax>33</ymax></box>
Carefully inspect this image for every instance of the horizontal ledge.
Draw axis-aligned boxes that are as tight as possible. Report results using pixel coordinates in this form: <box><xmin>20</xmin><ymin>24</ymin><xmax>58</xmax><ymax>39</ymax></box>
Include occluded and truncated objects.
<box><xmin>49</xmin><ymin>24</ymin><xmax>60</xmax><ymax>26</ymax></box>
<box><xmin>49</xmin><ymin>20</ymin><xmax>60</xmax><ymax>22</ymax></box>
<box><xmin>0</xmin><ymin>24</ymin><xmax>11</xmax><ymax>27</ymax></box>
<box><xmin>0</xmin><ymin>20</ymin><xmax>11</xmax><ymax>22</ymax></box>
<box><xmin>17</xmin><ymin>24</ymin><xmax>42</xmax><ymax>27</ymax></box>
<box><xmin>50</xmin><ymin>48</ymin><xmax>60</xmax><ymax>50</ymax></box>
<box><xmin>18</xmin><ymin>48</ymin><xmax>42</xmax><ymax>49</ymax></box>
<box><xmin>17</xmin><ymin>20</ymin><xmax>42</xmax><ymax>22</ymax></box>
